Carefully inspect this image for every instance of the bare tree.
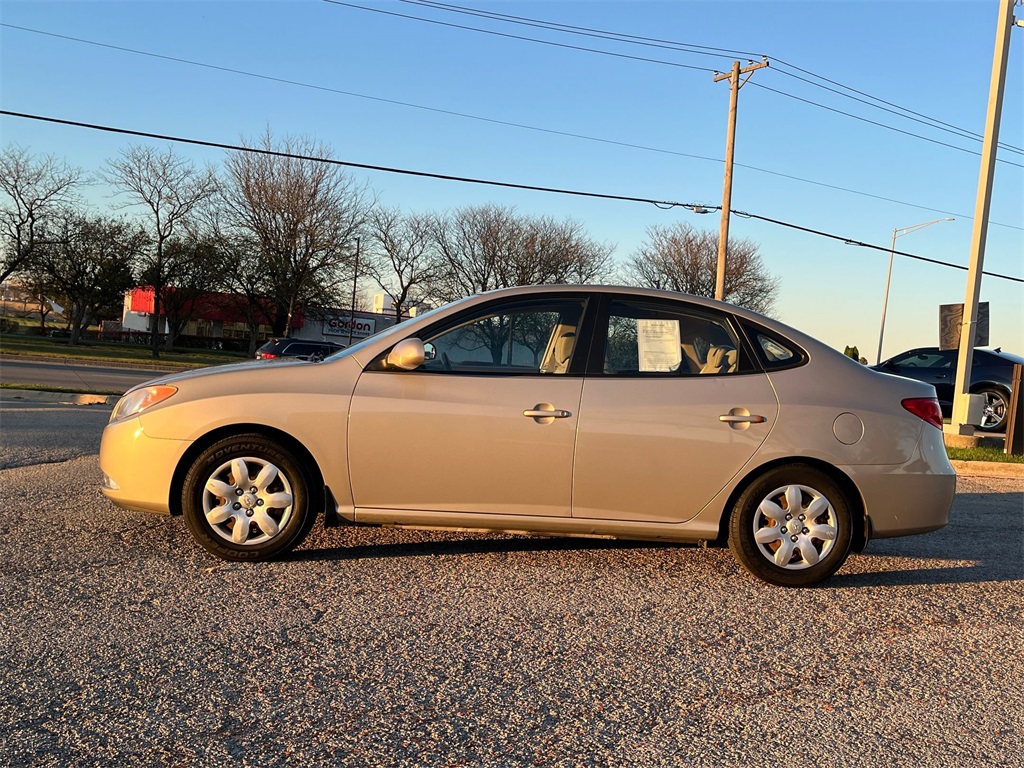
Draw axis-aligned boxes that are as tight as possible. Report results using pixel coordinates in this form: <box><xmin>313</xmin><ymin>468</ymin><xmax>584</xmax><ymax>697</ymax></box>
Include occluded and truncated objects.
<box><xmin>18</xmin><ymin>261</ymin><xmax>60</xmax><ymax>332</ymax></box>
<box><xmin>0</xmin><ymin>146</ymin><xmax>83</xmax><ymax>283</ymax></box>
<box><xmin>220</xmin><ymin>131</ymin><xmax>371</xmax><ymax>336</ymax></box>
<box><xmin>363</xmin><ymin>206</ymin><xmax>437</xmax><ymax>324</ymax></box>
<box><xmin>216</xmin><ymin>231</ymin><xmax>280</xmax><ymax>356</ymax></box>
<box><xmin>36</xmin><ymin>214</ymin><xmax>145</xmax><ymax>345</ymax></box>
<box><xmin>426</xmin><ymin>204</ymin><xmax>614</xmax><ymax>304</ymax></box>
<box><xmin>625</xmin><ymin>222</ymin><xmax>778</xmax><ymax>315</ymax></box>
<box><xmin>154</xmin><ymin>232</ymin><xmax>231</xmax><ymax>348</ymax></box>
<box><xmin>103</xmin><ymin>144</ymin><xmax>218</xmax><ymax>357</ymax></box>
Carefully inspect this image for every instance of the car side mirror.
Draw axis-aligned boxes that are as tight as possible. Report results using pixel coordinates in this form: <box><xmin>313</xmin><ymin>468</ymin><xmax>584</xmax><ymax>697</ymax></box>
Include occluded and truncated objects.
<box><xmin>423</xmin><ymin>342</ymin><xmax>437</xmax><ymax>361</ymax></box>
<box><xmin>386</xmin><ymin>338</ymin><xmax>426</xmax><ymax>370</ymax></box>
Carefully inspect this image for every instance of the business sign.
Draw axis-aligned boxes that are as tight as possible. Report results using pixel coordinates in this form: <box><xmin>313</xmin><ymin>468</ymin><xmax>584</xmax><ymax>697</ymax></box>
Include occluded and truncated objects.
<box><xmin>323</xmin><ymin>315</ymin><xmax>376</xmax><ymax>340</ymax></box>
<box><xmin>939</xmin><ymin>302</ymin><xmax>989</xmax><ymax>351</ymax></box>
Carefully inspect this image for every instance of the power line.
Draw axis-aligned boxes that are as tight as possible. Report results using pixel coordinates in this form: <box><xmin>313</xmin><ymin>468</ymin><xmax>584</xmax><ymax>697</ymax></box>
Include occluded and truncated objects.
<box><xmin>769</xmin><ymin>66</ymin><xmax>1024</xmax><ymax>155</ymax></box>
<box><xmin>731</xmin><ymin>209</ymin><xmax>1023</xmax><ymax>283</ymax></box>
<box><xmin>2</xmin><ymin>109</ymin><xmax>1019</xmax><ymax>284</ymax></box>
<box><xmin>731</xmin><ymin>163</ymin><xmax>973</xmax><ymax>224</ymax></box>
<box><xmin>769</xmin><ymin>57</ymin><xmax>1023</xmax><ymax>155</ymax></box>
<box><xmin>0</xmin><ymin>109</ymin><xmax>701</xmax><ymax>209</ymax></box>
<box><xmin>321</xmin><ymin>0</ymin><xmax>717</xmax><ymax>73</ymax></box>
<box><xmin>372</xmin><ymin>0</ymin><xmax>1024</xmax><ymax>159</ymax></box>
<box><xmin>749</xmin><ymin>82</ymin><xmax>1024</xmax><ymax>169</ymax></box>
<box><xmin>9</xmin><ymin>24</ymin><xmax>1016</xmax><ymax>230</ymax></box>
<box><xmin>12</xmin><ymin>24</ymin><xmax>1019</xmax><ymax>231</ymax></box>
<box><xmin>399</xmin><ymin>0</ymin><xmax>762</xmax><ymax>60</ymax></box>
<box><xmin>0</xmin><ymin>23</ymin><xmax>724</xmax><ymax>159</ymax></box>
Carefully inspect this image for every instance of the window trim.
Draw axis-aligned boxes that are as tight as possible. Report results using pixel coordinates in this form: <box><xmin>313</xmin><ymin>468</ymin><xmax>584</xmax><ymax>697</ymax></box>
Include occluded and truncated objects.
<box><xmin>737</xmin><ymin>320</ymin><xmax>809</xmax><ymax>372</ymax></box>
<box><xmin>587</xmin><ymin>294</ymin><xmax>760</xmax><ymax>378</ymax></box>
<box><xmin>367</xmin><ymin>293</ymin><xmax>595</xmax><ymax>377</ymax></box>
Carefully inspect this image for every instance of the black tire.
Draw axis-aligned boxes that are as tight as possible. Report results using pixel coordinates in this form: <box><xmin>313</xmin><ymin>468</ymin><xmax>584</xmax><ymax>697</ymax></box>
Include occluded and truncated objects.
<box><xmin>728</xmin><ymin>464</ymin><xmax>853</xmax><ymax>588</ymax></box>
<box><xmin>975</xmin><ymin>387</ymin><xmax>1009</xmax><ymax>432</ymax></box>
<box><xmin>181</xmin><ymin>433</ymin><xmax>318</xmax><ymax>561</ymax></box>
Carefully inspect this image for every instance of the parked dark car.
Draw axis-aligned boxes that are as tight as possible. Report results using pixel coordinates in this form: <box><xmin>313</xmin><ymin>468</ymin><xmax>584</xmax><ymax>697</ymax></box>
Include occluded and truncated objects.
<box><xmin>872</xmin><ymin>346</ymin><xmax>1023</xmax><ymax>432</ymax></box>
<box><xmin>255</xmin><ymin>338</ymin><xmax>346</xmax><ymax>361</ymax></box>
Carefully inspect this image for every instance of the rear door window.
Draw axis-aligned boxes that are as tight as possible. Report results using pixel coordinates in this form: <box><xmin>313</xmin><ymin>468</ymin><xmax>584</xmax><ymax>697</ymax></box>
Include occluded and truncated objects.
<box><xmin>602</xmin><ymin>299</ymin><xmax>751</xmax><ymax>376</ymax></box>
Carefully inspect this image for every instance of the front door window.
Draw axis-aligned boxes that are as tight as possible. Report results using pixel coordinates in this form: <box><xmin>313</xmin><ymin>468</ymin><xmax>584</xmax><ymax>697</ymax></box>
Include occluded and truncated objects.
<box><xmin>420</xmin><ymin>301</ymin><xmax>585</xmax><ymax>375</ymax></box>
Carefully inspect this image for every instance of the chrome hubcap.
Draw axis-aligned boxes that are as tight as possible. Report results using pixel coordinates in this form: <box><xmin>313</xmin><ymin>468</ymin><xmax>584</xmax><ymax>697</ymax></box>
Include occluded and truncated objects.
<box><xmin>752</xmin><ymin>484</ymin><xmax>838</xmax><ymax>570</ymax></box>
<box><xmin>202</xmin><ymin>457</ymin><xmax>294</xmax><ymax>545</ymax></box>
<box><xmin>979</xmin><ymin>392</ymin><xmax>1006</xmax><ymax>429</ymax></box>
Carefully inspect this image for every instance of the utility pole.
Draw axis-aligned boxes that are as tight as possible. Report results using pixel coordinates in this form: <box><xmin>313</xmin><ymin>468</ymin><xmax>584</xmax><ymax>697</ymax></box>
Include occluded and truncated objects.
<box><xmin>714</xmin><ymin>57</ymin><xmax>768</xmax><ymax>301</ymax></box>
<box><xmin>950</xmin><ymin>0</ymin><xmax>1017</xmax><ymax>435</ymax></box>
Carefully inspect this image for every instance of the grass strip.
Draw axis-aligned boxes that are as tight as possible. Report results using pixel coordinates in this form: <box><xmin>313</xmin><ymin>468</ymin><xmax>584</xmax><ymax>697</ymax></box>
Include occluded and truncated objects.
<box><xmin>1</xmin><ymin>383</ymin><xmax>123</xmax><ymax>396</ymax></box>
<box><xmin>947</xmin><ymin>445</ymin><xmax>1024</xmax><ymax>464</ymax></box>
<box><xmin>0</xmin><ymin>335</ymin><xmax>247</xmax><ymax>368</ymax></box>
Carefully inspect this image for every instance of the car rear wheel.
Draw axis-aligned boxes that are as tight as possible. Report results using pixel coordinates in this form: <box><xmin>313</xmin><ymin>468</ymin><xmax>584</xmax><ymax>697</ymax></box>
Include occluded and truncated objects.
<box><xmin>976</xmin><ymin>387</ymin><xmax>1008</xmax><ymax>432</ymax></box>
<box><xmin>182</xmin><ymin>434</ymin><xmax>316</xmax><ymax>561</ymax></box>
<box><xmin>728</xmin><ymin>465</ymin><xmax>853</xmax><ymax>587</ymax></box>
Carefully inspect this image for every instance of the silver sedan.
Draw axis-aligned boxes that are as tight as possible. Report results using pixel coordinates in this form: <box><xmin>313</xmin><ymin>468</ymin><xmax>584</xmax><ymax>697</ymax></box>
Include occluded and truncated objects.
<box><xmin>100</xmin><ymin>286</ymin><xmax>956</xmax><ymax>587</ymax></box>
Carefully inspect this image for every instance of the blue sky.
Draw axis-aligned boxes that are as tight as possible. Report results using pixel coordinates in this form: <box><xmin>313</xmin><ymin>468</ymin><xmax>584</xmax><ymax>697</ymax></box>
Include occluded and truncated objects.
<box><xmin>2</xmin><ymin>0</ymin><xmax>1021</xmax><ymax>358</ymax></box>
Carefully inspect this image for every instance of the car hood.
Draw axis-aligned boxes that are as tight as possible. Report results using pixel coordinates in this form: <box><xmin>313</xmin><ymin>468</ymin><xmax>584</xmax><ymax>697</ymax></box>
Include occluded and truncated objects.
<box><xmin>128</xmin><ymin>358</ymin><xmax>314</xmax><ymax>392</ymax></box>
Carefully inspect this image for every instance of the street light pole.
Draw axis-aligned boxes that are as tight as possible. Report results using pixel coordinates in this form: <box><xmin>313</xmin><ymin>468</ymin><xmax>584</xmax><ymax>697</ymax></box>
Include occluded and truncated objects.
<box><xmin>951</xmin><ymin>0</ymin><xmax>1016</xmax><ymax>435</ymax></box>
<box><xmin>875</xmin><ymin>217</ymin><xmax>954</xmax><ymax>365</ymax></box>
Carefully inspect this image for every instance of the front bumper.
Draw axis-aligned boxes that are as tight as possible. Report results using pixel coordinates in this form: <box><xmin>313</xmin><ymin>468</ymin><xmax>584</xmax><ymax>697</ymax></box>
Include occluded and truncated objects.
<box><xmin>99</xmin><ymin>416</ymin><xmax>190</xmax><ymax>514</ymax></box>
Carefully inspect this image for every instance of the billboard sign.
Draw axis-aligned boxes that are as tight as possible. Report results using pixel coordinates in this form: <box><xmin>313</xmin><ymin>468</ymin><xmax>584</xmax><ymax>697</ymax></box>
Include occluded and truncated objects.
<box><xmin>323</xmin><ymin>315</ymin><xmax>376</xmax><ymax>340</ymax></box>
<box><xmin>939</xmin><ymin>302</ymin><xmax>989</xmax><ymax>350</ymax></box>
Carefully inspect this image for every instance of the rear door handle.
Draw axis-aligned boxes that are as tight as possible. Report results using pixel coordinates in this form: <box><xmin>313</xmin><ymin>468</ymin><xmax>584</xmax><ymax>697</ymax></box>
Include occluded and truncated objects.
<box><xmin>719</xmin><ymin>414</ymin><xmax>767</xmax><ymax>423</ymax></box>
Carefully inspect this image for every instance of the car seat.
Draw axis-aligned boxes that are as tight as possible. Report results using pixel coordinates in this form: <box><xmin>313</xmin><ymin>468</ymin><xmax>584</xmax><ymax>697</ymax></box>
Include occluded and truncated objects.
<box><xmin>700</xmin><ymin>345</ymin><xmax>738</xmax><ymax>374</ymax></box>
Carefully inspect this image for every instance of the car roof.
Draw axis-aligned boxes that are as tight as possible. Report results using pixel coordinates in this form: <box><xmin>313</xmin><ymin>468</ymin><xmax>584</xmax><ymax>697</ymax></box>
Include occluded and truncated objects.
<box><xmin>989</xmin><ymin>348</ymin><xmax>1024</xmax><ymax>365</ymax></box>
<box><xmin>891</xmin><ymin>345</ymin><xmax>1023</xmax><ymax>364</ymax></box>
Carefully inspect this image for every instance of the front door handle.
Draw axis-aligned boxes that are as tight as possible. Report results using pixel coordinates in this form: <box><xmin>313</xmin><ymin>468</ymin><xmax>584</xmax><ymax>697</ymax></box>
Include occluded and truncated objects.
<box><xmin>719</xmin><ymin>407</ymin><xmax>767</xmax><ymax>431</ymax></box>
<box><xmin>524</xmin><ymin>403</ymin><xmax>572</xmax><ymax>423</ymax></box>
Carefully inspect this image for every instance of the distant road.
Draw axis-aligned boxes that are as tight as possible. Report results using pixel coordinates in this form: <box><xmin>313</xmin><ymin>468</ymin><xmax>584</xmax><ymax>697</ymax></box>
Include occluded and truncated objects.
<box><xmin>0</xmin><ymin>359</ymin><xmax>171</xmax><ymax>393</ymax></box>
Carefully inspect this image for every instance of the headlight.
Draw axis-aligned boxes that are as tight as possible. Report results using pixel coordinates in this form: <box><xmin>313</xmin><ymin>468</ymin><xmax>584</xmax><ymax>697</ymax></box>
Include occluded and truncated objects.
<box><xmin>109</xmin><ymin>385</ymin><xmax>178</xmax><ymax>424</ymax></box>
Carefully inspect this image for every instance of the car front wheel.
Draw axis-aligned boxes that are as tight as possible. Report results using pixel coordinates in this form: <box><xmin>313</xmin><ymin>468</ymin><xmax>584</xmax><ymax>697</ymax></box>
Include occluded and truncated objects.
<box><xmin>976</xmin><ymin>387</ymin><xmax>1008</xmax><ymax>432</ymax></box>
<box><xmin>182</xmin><ymin>434</ymin><xmax>317</xmax><ymax>561</ymax></box>
<box><xmin>728</xmin><ymin>465</ymin><xmax>853</xmax><ymax>587</ymax></box>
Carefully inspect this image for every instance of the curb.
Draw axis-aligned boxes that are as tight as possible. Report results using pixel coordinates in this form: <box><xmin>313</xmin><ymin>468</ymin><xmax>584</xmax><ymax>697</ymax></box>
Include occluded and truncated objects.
<box><xmin>0</xmin><ymin>354</ymin><xmax>191</xmax><ymax>372</ymax></box>
<box><xmin>0</xmin><ymin>388</ymin><xmax>118</xmax><ymax>406</ymax></box>
<box><xmin>949</xmin><ymin>459</ymin><xmax>1024</xmax><ymax>479</ymax></box>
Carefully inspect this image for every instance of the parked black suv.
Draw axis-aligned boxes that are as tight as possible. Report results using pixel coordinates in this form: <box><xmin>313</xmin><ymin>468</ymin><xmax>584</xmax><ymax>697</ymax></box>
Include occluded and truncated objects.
<box><xmin>872</xmin><ymin>346</ymin><xmax>1023</xmax><ymax>432</ymax></box>
<box><xmin>255</xmin><ymin>338</ymin><xmax>346</xmax><ymax>361</ymax></box>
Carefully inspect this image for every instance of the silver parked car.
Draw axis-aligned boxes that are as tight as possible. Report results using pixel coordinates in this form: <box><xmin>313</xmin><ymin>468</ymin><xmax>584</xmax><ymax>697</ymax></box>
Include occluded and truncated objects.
<box><xmin>100</xmin><ymin>286</ymin><xmax>955</xmax><ymax>587</ymax></box>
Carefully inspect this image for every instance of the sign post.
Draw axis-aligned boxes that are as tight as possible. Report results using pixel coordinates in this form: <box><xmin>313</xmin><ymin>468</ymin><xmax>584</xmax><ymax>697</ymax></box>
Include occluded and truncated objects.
<box><xmin>1006</xmin><ymin>364</ymin><xmax>1023</xmax><ymax>456</ymax></box>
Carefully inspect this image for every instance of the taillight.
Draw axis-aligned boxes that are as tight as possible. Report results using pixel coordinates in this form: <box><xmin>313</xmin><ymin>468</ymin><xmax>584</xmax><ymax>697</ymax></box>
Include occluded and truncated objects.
<box><xmin>902</xmin><ymin>397</ymin><xmax>943</xmax><ymax>430</ymax></box>
<box><xmin>259</xmin><ymin>352</ymin><xmax>277</xmax><ymax>359</ymax></box>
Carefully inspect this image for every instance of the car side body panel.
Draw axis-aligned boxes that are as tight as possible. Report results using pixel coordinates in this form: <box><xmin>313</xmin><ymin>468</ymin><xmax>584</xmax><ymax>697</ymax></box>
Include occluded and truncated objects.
<box><xmin>348</xmin><ymin>372</ymin><xmax>583</xmax><ymax>517</ymax></box>
<box><xmin>102</xmin><ymin>356</ymin><xmax>364</xmax><ymax>515</ymax></box>
<box><xmin>99</xmin><ymin>285</ymin><xmax>955</xmax><ymax>560</ymax></box>
<box><xmin>571</xmin><ymin>373</ymin><xmax>778</xmax><ymax>523</ymax></box>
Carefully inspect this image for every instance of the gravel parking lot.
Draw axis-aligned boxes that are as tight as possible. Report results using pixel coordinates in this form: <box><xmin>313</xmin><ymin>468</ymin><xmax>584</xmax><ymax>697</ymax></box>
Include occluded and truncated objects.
<box><xmin>1</xmin><ymin>402</ymin><xmax>1022</xmax><ymax>767</ymax></box>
